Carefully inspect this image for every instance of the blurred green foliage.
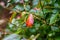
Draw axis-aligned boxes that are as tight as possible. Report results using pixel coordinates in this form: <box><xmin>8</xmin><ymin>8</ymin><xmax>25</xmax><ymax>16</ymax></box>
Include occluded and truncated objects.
<box><xmin>2</xmin><ymin>0</ymin><xmax>60</xmax><ymax>40</ymax></box>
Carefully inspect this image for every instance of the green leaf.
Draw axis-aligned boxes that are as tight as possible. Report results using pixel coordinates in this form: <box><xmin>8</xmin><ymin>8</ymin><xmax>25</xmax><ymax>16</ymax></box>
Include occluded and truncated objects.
<box><xmin>10</xmin><ymin>0</ymin><xmax>20</xmax><ymax>3</ymax></box>
<box><xmin>24</xmin><ymin>5</ymin><xmax>30</xmax><ymax>11</ymax></box>
<box><xmin>55</xmin><ymin>37</ymin><xmax>60</xmax><ymax>40</ymax></box>
<box><xmin>45</xmin><ymin>0</ymin><xmax>56</xmax><ymax>4</ymax></box>
<box><xmin>33</xmin><ymin>0</ymin><xmax>39</xmax><ymax>7</ymax></box>
<box><xmin>49</xmin><ymin>13</ymin><xmax>58</xmax><ymax>24</ymax></box>
<box><xmin>48</xmin><ymin>32</ymin><xmax>55</xmax><ymax>37</ymax></box>
<box><xmin>13</xmin><ymin>5</ymin><xmax>24</xmax><ymax>11</ymax></box>
<box><xmin>51</xmin><ymin>26</ymin><xmax>59</xmax><ymax>32</ymax></box>
<box><xmin>24</xmin><ymin>0</ymin><xmax>29</xmax><ymax>2</ymax></box>
<box><xmin>54</xmin><ymin>3</ymin><xmax>60</xmax><ymax>8</ymax></box>
<box><xmin>3</xmin><ymin>34</ymin><xmax>20</xmax><ymax>40</ymax></box>
<box><xmin>29</xmin><ymin>28</ymin><xmax>36</xmax><ymax>33</ymax></box>
<box><xmin>30</xmin><ymin>9</ymin><xmax>36</xmax><ymax>13</ymax></box>
<box><xmin>39</xmin><ymin>11</ymin><xmax>44</xmax><ymax>17</ymax></box>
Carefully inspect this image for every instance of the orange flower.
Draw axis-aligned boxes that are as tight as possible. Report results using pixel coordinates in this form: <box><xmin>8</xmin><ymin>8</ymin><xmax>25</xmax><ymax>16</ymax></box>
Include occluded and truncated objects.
<box><xmin>26</xmin><ymin>14</ymin><xmax>34</xmax><ymax>28</ymax></box>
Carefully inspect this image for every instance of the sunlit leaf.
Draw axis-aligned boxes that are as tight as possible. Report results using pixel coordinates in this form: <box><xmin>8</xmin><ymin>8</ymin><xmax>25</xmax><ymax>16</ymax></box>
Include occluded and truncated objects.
<box><xmin>3</xmin><ymin>34</ymin><xmax>20</xmax><ymax>40</ymax></box>
<box><xmin>50</xmin><ymin>13</ymin><xmax>58</xmax><ymax>24</ymax></box>
<box><xmin>33</xmin><ymin>0</ymin><xmax>39</xmax><ymax>7</ymax></box>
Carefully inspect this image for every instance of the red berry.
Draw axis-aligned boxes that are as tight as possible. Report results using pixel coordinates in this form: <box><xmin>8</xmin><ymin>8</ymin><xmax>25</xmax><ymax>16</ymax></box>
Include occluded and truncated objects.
<box><xmin>26</xmin><ymin>14</ymin><xmax>34</xmax><ymax>28</ymax></box>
